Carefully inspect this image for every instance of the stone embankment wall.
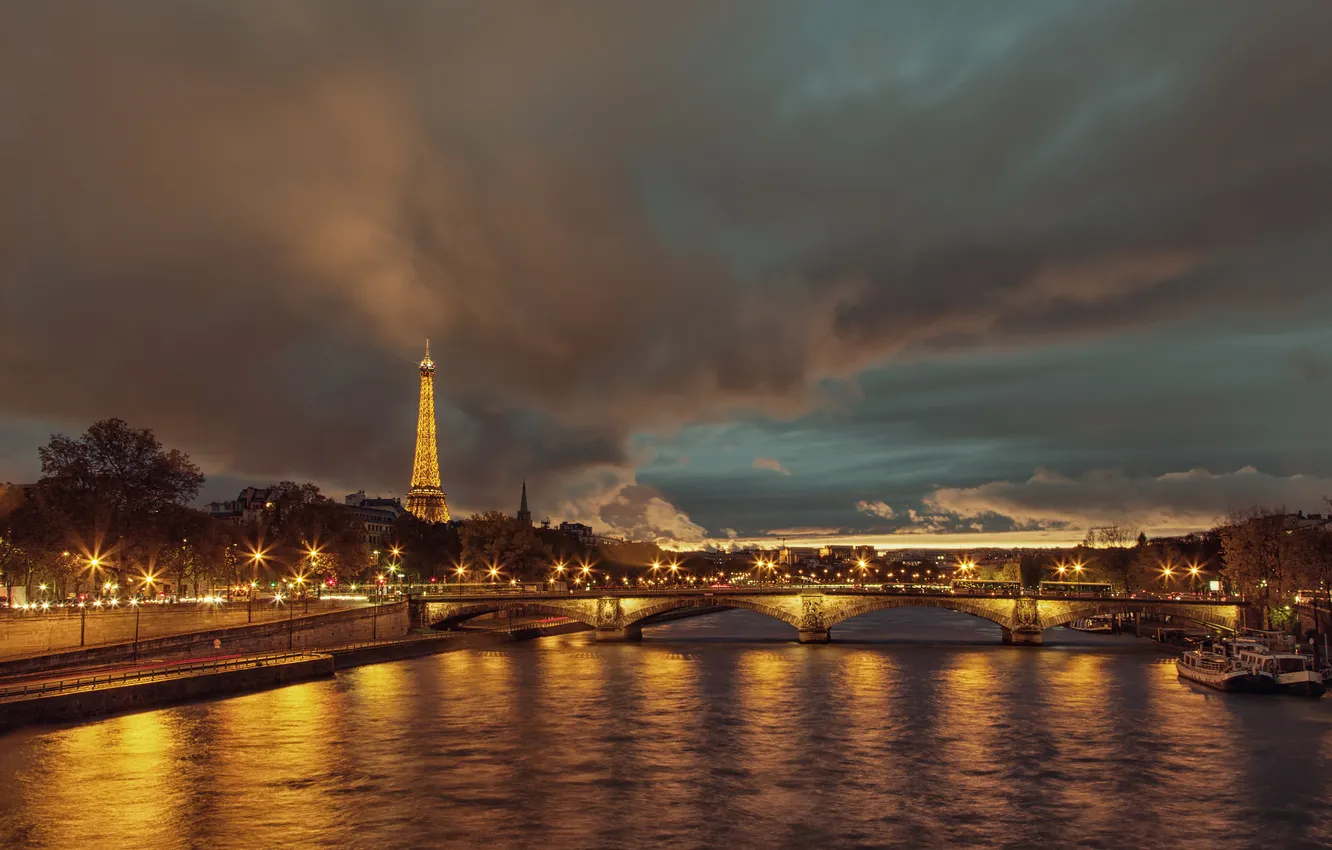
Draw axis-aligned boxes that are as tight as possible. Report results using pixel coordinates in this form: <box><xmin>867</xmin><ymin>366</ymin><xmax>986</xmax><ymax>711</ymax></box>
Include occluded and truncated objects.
<box><xmin>0</xmin><ymin>603</ymin><xmax>409</xmax><ymax>676</ymax></box>
<box><xmin>0</xmin><ymin>599</ymin><xmax>370</xmax><ymax>660</ymax></box>
<box><xmin>0</xmin><ymin>654</ymin><xmax>335</xmax><ymax>732</ymax></box>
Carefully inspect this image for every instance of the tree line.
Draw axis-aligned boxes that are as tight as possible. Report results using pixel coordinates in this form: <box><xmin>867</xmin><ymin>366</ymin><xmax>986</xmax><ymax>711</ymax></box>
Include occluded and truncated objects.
<box><xmin>0</xmin><ymin>419</ymin><xmax>668</xmax><ymax>601</ymax></box>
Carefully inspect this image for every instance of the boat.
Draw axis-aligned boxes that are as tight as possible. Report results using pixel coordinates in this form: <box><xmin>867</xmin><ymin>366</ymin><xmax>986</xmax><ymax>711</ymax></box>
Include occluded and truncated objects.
<box><xmin>1069</xmin><ymin>616</ymin><xmax>1114</xmax><ymax>633</ymax></box>
<box><xmin>1175</xmin><ymin>650</ymin><xmax>1266</xmax><ymax>692</ymax></box>
<box><xmin>1227</xmin><ymin>643</ymin><xmax>1325</xmax><ymax>698</ymax></box>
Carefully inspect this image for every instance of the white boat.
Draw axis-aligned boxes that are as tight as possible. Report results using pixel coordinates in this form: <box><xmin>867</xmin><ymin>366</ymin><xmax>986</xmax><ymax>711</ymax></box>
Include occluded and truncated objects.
<box><xmin>1069</xmin><ymin>616</ymin><xmax>1114</xmax><ymax>633</ymax></box>
<box><xmin>1175</xmin><ymin>650</ymin><xmax>1263</xmax><ymax>692</ymax></box>
<box><xmin>1229</xmin><ymin>644</ymin><xmax>1325</xmax><ymax>698</ymax></box>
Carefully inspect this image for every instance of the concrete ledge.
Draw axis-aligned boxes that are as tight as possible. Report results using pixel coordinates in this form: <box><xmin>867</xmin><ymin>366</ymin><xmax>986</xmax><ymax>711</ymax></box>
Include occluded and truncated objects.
<box><xmin>0</xmin><ymin>654</ymin><xmax>334</xmax><ymax>733</ymax></box>
<box><xmin>329</xmin><ymin>634</ymin><xmax>497</xmax><ymax>668</ymax></box>
<box><xmin>0</xmin><ymin>603</ymin><xmax>407</xmax><ymax>677</ymax></box>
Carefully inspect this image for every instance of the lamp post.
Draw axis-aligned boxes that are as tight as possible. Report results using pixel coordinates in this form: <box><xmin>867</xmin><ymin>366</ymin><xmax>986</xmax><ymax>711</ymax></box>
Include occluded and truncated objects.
<box><xmin>78</xmin><ymin>600</ymin><xmax>87</xmax><ymax>647</ymax></box>
<box><xmin>272</xmin><ymin>592</ymin><xmax>293</xmax><ymax>649</ymax></box>
<box><xmin>248</xmin><ymin>551</ymin><xmax>266</xmax><ymax>623</ymax></box>
<box><xmin>1159</xmin><ymin>564</ymin><xmax>1175</xmax><ymax>590</ymax></box>
<box><xmin>305</xmin><ymin>546</ymin><xmax>319</xmax><ymax>612</ymax></box>
<box><xmin>86</xmin><ymin>555</ymin><xmax>103</xmax><ymax>599</ymax></box>
<box><xmin>373</xmin><ymin>575</ymin><xmax>386</xmax><ymax>640</ymax></box>
<box><xmin>131</xmin><ymin>599</ymin><xmax>142</xmax><ymax>663</ymax></box>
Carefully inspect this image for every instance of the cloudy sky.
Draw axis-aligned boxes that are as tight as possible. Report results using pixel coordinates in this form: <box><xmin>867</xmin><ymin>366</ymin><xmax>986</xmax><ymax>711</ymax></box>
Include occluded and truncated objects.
<box><xmin>3</xmin><ymin>2</ymin><xmax>1332</xmax><ymax>548</ymax></box>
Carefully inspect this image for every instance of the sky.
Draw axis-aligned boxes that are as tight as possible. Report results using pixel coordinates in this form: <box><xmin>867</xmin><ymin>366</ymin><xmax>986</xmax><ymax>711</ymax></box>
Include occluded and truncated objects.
<box><xmin>2</xmin><ymin>2</ymin><xmax>1332</xmax><ymax>549</ymax></box>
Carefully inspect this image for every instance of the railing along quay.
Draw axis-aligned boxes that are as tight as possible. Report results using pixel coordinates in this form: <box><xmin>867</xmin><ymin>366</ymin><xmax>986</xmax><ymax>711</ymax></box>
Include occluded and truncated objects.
<box><xmin>0</xmin><ymin>650</ymin><xmax>321</xmax><ymax>700</ymax></box>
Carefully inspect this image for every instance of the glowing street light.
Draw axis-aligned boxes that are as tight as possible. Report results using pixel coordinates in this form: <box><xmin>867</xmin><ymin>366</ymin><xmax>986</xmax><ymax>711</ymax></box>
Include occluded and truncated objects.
<box><xmin>1159</xmin><ymin>564</ymin><xmax>1175</xmax><ymax>588</ymax></box>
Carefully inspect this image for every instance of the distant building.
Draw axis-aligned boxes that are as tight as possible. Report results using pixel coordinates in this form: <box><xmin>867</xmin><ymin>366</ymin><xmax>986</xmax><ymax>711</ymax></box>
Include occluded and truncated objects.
<box><xmin>1287</xmin><ymin>511</ymin><xmax>1332</xmax><ymax>531</ymax></box>
<box><xmin>205</xmin><ymin>486</ymin><xmax>274</xmax><ymax>525</ymax></box>
<box><xmin>342</xmin><ymin>491</ymin><xmax>404</xmax><ymax>547</ymax></box>
<box><xmin>557</xmin><ymin>521</ymin><xmax>594</xmax><ymax>546</ymax></box>
<box><xmin>819</xmin><ymin>544</ymin><xmax>856</xmax><ymax>561</ymax></box>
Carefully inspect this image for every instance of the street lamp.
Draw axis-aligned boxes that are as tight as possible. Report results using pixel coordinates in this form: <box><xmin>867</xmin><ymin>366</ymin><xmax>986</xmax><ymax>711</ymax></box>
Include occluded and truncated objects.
<box><xmin>1159</xmin><ymin>564</ymin><xmax>1175</xmax><ymax>589</ymax></box>
<box><xmin>248</xmin><ymin>550</ymin><xmax>266</xmax><ymax>622</ymax></box>
<box><xmin>86</xmin><ymin>554</ymin><xmax>105</xmax><ymax>597</ymax></box>
<box><xmin>273</xmin><ymin>591</ymin><xmax>294</xmax><ymax>649</ymax></box>
<box><xmin>131</xmin><ymin>598</ymin><xmax>142</xmax><ymax>662</ymax></box>
<box><xmin>454</xmin><ymin>563</ymin><xmax>467</xmax><ymax>595</ymax></box>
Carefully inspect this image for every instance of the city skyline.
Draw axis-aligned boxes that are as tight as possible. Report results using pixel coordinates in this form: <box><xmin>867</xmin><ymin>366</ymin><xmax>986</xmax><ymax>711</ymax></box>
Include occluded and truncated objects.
<box><xmin>3</xmin><ymin>5</ymin><xmax>1332</xmax><ymax>550</ymax></box>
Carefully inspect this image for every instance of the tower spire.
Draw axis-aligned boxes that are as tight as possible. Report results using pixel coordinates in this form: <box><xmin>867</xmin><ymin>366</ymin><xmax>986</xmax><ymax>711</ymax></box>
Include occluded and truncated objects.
<box><xmin>405</xmin><ymin>338</ymin><xmax>450</xmax><ymax>523</ymax></box>
<box><xmin>517</xmin><ymin>480</ymin><xmax>532</xmax><ymax>524</ymax></box>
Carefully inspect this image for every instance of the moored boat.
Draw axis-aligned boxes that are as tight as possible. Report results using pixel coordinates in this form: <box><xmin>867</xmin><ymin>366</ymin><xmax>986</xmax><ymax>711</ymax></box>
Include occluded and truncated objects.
<box><xmin>1175</xmin><ymin>650</ymin><xmax>1264</xmax><ymax>692</ymax></box>
<box><xmin>1070</xmin><ymin>616</ymin><xmax>1114</xmax><ymax>633</ymax></box>
<box><xmin>1219</xmin><ymin>638</ymin><xmax>1326</xmax><ymax>698</ymax></box>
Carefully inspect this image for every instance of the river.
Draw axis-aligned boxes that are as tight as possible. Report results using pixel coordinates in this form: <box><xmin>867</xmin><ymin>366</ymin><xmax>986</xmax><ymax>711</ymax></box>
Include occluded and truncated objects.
<box><xmin>2</xmin><ymin>608</ymin><xmax>1330</xmax><ymax>849</ymax></box>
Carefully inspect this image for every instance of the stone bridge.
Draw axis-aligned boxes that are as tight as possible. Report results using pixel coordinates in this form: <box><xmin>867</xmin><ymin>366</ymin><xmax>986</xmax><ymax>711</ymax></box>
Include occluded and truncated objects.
<box><xmin>412</xmin><ymin>590</ymin><xmax>1251</xmax><ymax>645</ymax></box>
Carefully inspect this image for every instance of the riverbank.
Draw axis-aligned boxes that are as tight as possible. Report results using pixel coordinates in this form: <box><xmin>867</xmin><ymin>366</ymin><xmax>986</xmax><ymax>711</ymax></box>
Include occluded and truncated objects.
<box><xmin>0</xmin><ymin>651</ymin><xmax>334</xmax><ymax>733</ymax></box>
<box><xmin>0</xmin><ymin>630</ymin><xmax>516</xmax><ymax>734</ymax></box>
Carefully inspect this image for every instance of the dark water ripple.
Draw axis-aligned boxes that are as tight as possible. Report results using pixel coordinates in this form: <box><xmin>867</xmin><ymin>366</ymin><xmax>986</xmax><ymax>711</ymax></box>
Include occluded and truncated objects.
<box><xmin>2</xmin><ymin>608</ymin><xmax>1330</xmax><ymax>849</ymax></box>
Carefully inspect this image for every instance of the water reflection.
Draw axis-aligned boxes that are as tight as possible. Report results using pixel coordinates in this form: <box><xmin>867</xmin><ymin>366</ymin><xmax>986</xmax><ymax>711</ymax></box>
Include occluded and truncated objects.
<box><xmin>1</xmin><ymin>608</ymin><xmax>1330</xmax><ymax>849</ymax></box>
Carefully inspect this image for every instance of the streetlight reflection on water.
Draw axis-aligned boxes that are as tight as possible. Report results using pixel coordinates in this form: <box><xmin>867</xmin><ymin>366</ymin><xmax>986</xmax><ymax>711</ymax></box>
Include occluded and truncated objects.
<box><xmin>1</xmin><ymin>608</ymin><xmax>1327</xmax><ymax>849</ymax></box>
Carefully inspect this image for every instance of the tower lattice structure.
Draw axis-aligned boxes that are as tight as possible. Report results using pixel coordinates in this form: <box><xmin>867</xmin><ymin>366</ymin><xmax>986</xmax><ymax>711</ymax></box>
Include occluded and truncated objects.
<box><xmin>405</xmin><ymin>340</ymin><xmax>450</xmax><ymax>523</ymax></box>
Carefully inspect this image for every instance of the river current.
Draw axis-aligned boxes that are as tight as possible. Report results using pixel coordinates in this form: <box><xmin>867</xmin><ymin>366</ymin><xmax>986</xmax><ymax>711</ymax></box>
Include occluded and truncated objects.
<box><xmin>2</xmin><ymin>608</ymin><xmax>1331</xmax><ymax>849</ymax></box>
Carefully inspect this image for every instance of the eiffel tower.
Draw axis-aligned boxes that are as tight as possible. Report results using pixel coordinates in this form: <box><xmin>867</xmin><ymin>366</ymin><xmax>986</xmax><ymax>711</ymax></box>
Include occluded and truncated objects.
<box><xmin>405</xmin><ymin>340</ymin><xmax>450</xmax><ymax>523</ymax></box>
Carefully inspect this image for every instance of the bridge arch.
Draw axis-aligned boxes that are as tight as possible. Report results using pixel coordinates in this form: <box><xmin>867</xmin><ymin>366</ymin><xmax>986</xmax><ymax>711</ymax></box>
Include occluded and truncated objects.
<box><xmin>424</xmin><ymin>600</ymin><xmax>599</xmax><ymax>630</ymax></box>
<box><xmin>624</xmin><ymin>597</ymin><xmax>802</xmax><ymax>630</ymax></box>
<box><xmin>819</xmin><ymin>596</ymin><xmax>1015</xmax><ymax>631</ymax></box>
<box><xmin>1038</xmin><ymin>602</ymin><xmax>1241</xmax><ymax>633</ymax></box>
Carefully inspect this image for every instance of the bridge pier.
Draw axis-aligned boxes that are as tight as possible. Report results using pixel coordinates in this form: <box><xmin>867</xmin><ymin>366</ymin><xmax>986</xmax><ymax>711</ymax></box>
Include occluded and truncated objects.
<box><xmin>797</xmin><ymin>628</ymin><xmax>831</xmax><ymax>644</ymax></box>
<box><xmin>1001</xmin><ymin>628</ymin><xmax>1043</xmax><ymax>646</ymax></box>
<box><xmin>594</xmin><ymin>625</ymin><xmax>642</xmax><ymax>642</ymax></box>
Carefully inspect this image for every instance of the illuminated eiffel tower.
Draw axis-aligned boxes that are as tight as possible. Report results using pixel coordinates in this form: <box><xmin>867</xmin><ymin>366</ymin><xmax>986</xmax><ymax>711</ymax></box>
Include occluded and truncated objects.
<box><xmin>405</xmin><ymin>340</ymin><xmax>450</xmax><ymax>523</ymax></box>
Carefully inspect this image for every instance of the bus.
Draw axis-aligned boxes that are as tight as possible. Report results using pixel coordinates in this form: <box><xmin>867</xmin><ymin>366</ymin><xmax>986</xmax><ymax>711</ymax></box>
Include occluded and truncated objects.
<box><xmin>1037</xmin><ymin>581</ymin><xmax>1115</xmax><ymax>597</ymax></box>
<box><xmin>951</xmin><ymin>580</ymin><xmax>1022</xmax><ymax>595</ymax></box>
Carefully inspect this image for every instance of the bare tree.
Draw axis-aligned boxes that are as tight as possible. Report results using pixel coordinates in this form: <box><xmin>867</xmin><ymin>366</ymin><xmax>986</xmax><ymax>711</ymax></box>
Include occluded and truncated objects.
<box><xmin>1219</xmin><ymin>506</ymin><xmax>1293</xmax><ymax>628</ymax></box>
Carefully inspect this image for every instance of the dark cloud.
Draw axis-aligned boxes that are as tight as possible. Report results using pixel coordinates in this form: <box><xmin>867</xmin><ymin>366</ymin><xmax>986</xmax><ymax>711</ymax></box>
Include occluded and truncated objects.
<box><xmin>2</xmin><ymin>3</ymin><xmax>1331</xmax><ymax>538</ymax></box>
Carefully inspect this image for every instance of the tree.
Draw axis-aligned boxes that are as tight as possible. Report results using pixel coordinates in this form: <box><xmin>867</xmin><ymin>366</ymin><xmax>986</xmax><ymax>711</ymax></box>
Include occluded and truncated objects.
<box><xmin>459</xmin><ymin>511</ymin><xmax>551</xmax><ymax>581</ymax></box>
<box><xmin>256</xmin><ymin>482</ymin><xmax>368</xmax><ymax>584</ymax></box>
<box><xmin>393</xmin><ymin>513</ymin><xmax>461</xmax><ymax>581</ymax></box>
<box><xmin>36</xmin><ymin>419</ymin><xmax>204</xmax><ymax>573</ymax></box>
<box><xmin>1219</xmin><ymin>507</ymin><xmax>1295</xmax><ymax>628</ymax></box>
<box><xmin>1018</xmin><ymin>553</ymin><xmax>1047</xmax><ymax>587</ymax></box>
<box><xmin>1082</xmin><ymin>523</ymin><xmax>1137</xmax><ymax>549</ymax></box>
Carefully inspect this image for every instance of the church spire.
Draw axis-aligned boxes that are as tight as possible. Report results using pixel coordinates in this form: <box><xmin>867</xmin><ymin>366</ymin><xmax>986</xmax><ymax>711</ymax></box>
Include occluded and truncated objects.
<box><xmin>517</xmin><ymin>480</ymin><xmax>532</xmax><ymax>524</ymax></box>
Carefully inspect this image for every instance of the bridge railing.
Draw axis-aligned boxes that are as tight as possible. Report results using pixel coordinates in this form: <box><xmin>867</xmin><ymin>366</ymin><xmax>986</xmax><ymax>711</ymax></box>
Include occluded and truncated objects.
<box><xmin>407</xmin><ymin>585</ymin><xmax>1242</xmax><ymax>605</ymax></box>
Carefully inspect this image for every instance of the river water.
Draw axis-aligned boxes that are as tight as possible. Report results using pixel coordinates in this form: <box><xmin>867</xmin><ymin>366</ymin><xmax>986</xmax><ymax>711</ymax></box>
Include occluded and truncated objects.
<box><xmin>2</xmin><ymin>608</ymin><xmax>1331</xmax><ymax>849</ymax></box>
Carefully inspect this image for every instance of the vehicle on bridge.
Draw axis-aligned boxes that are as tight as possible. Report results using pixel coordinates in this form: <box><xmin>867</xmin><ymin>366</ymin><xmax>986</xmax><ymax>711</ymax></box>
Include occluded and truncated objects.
<box><xmin>878</xmin><ymin>583</ymin><xmax>951</xmax><ymax>595</ymax></box>
<box><xmin>949</xmin><ymin>580</ymin><xmax>1021</xmax><ymax>595</ymax></box>
<box><xmin>1037</xmin><ymin>581</ymin><xmax>1115</xmax><ymax>598</ymax></box>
